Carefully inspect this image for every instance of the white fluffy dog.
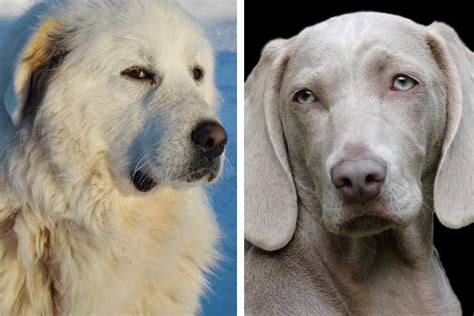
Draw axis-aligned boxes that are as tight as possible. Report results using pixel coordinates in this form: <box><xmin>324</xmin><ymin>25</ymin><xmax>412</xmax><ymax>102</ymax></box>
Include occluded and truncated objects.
<box><xmin>0</xmin><ymin>0</ymin><xmax>228</xmax><ymax>314</ymax></box>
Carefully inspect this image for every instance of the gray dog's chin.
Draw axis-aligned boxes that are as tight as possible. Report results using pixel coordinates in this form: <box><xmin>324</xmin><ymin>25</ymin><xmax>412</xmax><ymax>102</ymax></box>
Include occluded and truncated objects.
<box><xmin>323</xmin><ymin>200</ymin><xmax>411</xmax><ymax>237</ymax></box>
<box><xmin>329</xmin><ymin>215</ymin><xmax>402</xmax><ymax>237</ymax></box>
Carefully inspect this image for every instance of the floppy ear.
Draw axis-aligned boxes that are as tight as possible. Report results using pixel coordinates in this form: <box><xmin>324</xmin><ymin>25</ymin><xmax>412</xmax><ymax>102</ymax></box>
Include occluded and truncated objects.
<box><xmin>4</xmin><ymin>18</ymin><xmax>68</xmax><ymax>125</ymax></box>
<box><xmin>428</xmin><ymin>22</ymin><xmax>474</xmax><ymax>228</ymax></box>
<box><xmin>245</xmin><ymin>39</ymin><xmax>297</xmax><ymax>251</ymax></box>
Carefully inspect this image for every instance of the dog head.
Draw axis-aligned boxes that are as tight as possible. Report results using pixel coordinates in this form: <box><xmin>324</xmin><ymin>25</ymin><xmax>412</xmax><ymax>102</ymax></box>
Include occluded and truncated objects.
<box><xmin>245</xmin><ymin>12</ymin><xmax>474</xmax><ymax>250</ymax></box>
<box><xmin>4</xmin><ymin>0</ymin><xmax>226</xmax><ymax>194</ymax></box>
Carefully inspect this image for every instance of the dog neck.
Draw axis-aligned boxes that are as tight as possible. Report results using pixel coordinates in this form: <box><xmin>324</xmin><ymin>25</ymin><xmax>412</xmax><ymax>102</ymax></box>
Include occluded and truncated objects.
<box><xmin>291</xmin><ymin>175</ymin><xmax>460</xmax><ymax>314</ymax></box>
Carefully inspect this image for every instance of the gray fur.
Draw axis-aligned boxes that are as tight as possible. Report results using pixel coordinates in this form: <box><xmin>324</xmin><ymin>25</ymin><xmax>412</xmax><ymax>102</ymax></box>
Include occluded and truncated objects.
<box><xmin>246</xmin><ymin>12</ymin><xmax>474</xmax><ymax>315</ymax></box>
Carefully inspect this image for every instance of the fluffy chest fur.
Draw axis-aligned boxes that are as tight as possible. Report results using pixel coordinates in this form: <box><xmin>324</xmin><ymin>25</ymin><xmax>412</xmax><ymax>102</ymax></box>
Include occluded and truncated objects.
<box><xmin>0</xmin><ymin>158</ymin><xmax>219</xmax><ymax>315</ymax></box>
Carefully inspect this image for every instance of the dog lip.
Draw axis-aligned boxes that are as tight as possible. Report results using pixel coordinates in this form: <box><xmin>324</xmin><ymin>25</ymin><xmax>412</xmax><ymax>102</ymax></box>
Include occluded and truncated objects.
<box><xmin>184</xmin><ymin>168</ymin><xmax>216</xmax><ymax>183</ymax></box>
<box><xmin>207</xmin><ymin>170</ymin><xmax>218</xmax><ymax>182</ymax></box>
<box><xmin>131</xmin><ymin>170</ymin><xmax>157</xmax><ymax>192</ymax></box>
<box><xmin>184</xmin><ymin>162</ymin><xmax>221</xmax><ymax>183</ymax></box>
<box><xmin>334</xmin><ymin>202</ymin><xmax>405</xmax><ymax>235</ymax></box>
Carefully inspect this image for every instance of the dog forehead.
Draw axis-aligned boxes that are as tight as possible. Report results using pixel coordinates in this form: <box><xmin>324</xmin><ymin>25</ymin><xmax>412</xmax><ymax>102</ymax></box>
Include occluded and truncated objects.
<box><xmin>60</xmin><ymin>0</ymin><xmax>210</xmax><ymax>47</ymax></box>
<box><xmin>58</xmin><ymin>0</ymin><xmax>213</xmax><ymax>69</ymax></box>
<box><xmin>290</xmin><ymin>12</ymin><xmax>428</xmax><ymax>67</ymax></box>
<box><xmin>114</xmin><ymin>21</ymin><xmax>211</xmax><ymax>63</ymax></box>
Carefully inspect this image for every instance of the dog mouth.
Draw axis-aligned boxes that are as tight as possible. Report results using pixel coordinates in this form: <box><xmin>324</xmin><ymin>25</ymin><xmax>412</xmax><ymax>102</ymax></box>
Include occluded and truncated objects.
<box><xmin>327</xmin><ymin>200</ymin><xmax>407</xmax><ymax>236</ymax></box>
<box><xmin>180</xmin><ymin>167</ymin><xmax>219</xmax><ymax>183</ymax></box>
<box><xmin>130</xmin><ymin>163</ymin><xmax>220</xmax><ymax>193</ymax></box>
<box><xmin>131</xmin><ymin>170</ymin><xmax>157</xmax><ymax>193</ymax></box>
<box><xmin>179</xmin><ymin>157</ymin><xmax>222</xmax><ymax>184</ymax></box>
<box><xmin>338</xmin><ymin>215</ymin><xmax>400</xmax><ymax>236</ymax></box>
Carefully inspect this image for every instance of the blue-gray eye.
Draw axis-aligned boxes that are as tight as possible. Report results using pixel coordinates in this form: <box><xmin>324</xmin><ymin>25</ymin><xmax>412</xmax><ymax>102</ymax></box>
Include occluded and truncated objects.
<box><xmin>293</xmin><ymin>89</ymin><xmax>317</xmax><ymax>104</ymax></box>
<box><xmin>392</xmin><ymin>75</ymin><xmax>418</xmax><ymax>91</ymax></box>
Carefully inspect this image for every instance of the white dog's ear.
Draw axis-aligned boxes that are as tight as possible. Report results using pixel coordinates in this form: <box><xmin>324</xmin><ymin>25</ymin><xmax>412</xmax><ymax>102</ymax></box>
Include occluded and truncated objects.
<box><xmin>4</xmin><ymin>18</ymin><xmax>68</xmax><ymax>125</ymax></box>
<box><xmin>428</xmin><ymin>22</ymin><xmax>474</xmax><ymax>228</ymax></box>
<box><xmin>245</xmin><ymin>39</ymin><xmax>297</xmax><ymax>251</ymax></box>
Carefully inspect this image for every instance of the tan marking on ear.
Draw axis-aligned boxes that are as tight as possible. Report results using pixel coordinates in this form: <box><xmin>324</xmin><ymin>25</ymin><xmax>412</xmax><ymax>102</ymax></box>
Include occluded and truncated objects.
<box><xmin>20</xmin><ymin>18</ymin><xmax>63</xmax><ymax>73</ymax></box>
<box><xmin>11</xmin><ymin>18</ymin><xmax>64</xmax><ymax>120</ymax></box>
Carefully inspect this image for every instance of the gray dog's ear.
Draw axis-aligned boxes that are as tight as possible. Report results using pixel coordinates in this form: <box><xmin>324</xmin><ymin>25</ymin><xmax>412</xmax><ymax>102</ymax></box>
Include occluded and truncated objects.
<box><xmin>428</xmin><ymin>22</ymin><xmax>474</xmax><ymax>228</ymax></box>
<box><xmin>245</xmin><ymin>39</ymin><xmax>297</xmax><ymax>251</ymax></box>
<box><xmin>4</xmin><ymin>18</ymin><xmax>68</xmax><ymax>125</ymax></box>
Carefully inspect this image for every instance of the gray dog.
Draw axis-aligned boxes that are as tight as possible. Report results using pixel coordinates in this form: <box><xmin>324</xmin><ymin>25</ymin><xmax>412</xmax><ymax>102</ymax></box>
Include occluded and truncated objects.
<box><xmin>245</xmin><ymin>12</ymin><xmax>473</xmax><ymax>315</ymax></box>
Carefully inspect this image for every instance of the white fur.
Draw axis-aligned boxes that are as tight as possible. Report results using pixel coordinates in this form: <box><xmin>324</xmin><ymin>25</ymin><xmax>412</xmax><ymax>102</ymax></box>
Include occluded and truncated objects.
<box><xmin>0</xmin><ymin>0</ymin><xmax>223</xmax><ymax>314</ymax></box>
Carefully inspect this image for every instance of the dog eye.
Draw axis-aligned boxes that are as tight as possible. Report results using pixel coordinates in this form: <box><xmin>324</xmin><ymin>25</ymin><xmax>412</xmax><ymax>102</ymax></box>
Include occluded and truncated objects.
<box><xmin>193</xmin><ymin>66</ymin><xmax>204</xmax><ymax>82</ymax></box>
<box><xmin>293</xmin><ymin>89</ymin><xmax>318</xmax><ymax>104</ymax></box>
<box><xmin>391</xmin><ymin>75</ymin><xmax>418</xmax><ymax>91</ymax></box>
<box><xmin>121</xmin><ymin>67</ymin><xmax>156</xmax><ymax>84</ymax></box>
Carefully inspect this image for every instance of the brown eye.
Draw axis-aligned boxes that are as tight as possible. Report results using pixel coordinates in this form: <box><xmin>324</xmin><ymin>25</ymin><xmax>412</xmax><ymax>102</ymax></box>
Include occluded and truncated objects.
<box><xmin>132</xmin><ymin>69</ymin><xmax>146</xmax><ymax>79</ymax></box>
<box><xmin>121</xmin><ymin>67</ymin><xmax>156</xmax><ymax>83</ymax></box>
<box><xmin>193</xmin><ymin>66</ymin><xmax>204</xmax><ymax>82</ymax></box>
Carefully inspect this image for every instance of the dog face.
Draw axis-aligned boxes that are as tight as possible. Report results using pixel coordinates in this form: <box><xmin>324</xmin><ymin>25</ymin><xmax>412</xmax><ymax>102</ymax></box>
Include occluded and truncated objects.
<box><xmin>245</xmin><ymin>12</ymin><xmax>474</xmax><ymax>251</ymax></box>
<box><xmin>6</xmin><ymin>0</ymin><xmax>226</xmax><ymax>193</ymax></box>
<box><xmin>279</xmin><ymin>14</ymin><xmax>447</xmax><ymax>236</ymax></box>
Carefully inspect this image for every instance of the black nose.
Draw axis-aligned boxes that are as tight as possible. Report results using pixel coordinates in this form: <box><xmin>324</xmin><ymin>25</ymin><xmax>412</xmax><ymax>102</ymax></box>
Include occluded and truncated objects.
<box><xmin>331</xmin><ymin>159</ymin><xmax>386</xmax><ymax>204</ymax></box>
<box><xmin>191</xmin><ymin>121</ymin><xmax>227</xmax><ymax>159</ymax></box>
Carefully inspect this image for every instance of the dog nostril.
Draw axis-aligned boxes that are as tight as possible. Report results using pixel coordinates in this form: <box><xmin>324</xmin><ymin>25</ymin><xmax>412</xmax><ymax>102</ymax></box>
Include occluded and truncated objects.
<box><xmin>365</xmin><ymin>174</ymin><xmax>376</xmax><ymax>184</ymax></box>
<box><xmin>205</xmin><ymin>138</ymin><xmax>215</xmax><ymax>149</ymax></box>
<box><xmin>191</xmin><ymin>120</ymin><xmax>227</xmax><ymax>158</ymax></box>
<box><xmin>366</xmin><ymin>169</ymin><xmax>386</xmax><ymax>185</ymax></box>
<box><xmin>341</xmin><ymin>177</ymin><xmax>352</xmax><ymax>188</ymax></box>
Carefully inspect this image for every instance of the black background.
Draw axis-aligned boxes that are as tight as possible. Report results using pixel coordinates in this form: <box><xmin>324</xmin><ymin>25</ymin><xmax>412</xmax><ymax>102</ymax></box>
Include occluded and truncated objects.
<box><xmin>245</xmin><ymin>2</ymin><xmax>473</xmax><ymax>314</ymax></box>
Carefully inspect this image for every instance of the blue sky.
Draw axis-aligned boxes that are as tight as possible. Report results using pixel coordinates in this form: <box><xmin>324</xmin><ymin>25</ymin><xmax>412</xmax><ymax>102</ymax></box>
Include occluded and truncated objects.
<box><xmin>203</xmin><ymin>51</ymin><xmax>236</xmax><ymax>316</ymax></box>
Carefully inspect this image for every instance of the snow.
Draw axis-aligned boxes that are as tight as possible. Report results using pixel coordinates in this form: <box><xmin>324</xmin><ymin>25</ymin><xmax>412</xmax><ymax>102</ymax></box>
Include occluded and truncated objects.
<box><xmin>0</xmin><ymin>0</ymin><xmax>35</xmax><ymax>17</ymax></box>
<box><xmin>177</xmin><ymin>0</ymin><xmax>235</xmax><ymax>20</ymax></box>
<box><xmin>0</xmin><ymin>0</ymin><xmax>236</xmax><ymax>52</ymax></box>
